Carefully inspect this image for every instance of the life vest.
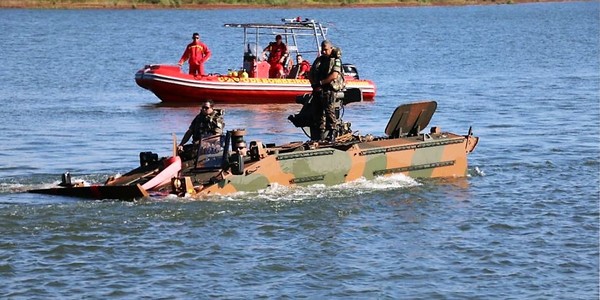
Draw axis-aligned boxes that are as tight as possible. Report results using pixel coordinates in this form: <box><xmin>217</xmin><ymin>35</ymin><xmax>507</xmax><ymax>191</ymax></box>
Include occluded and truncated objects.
<box><xmin>266</xmin><ymin>42</ymin><xmax>287</xmax><ymax>64</ymax></box>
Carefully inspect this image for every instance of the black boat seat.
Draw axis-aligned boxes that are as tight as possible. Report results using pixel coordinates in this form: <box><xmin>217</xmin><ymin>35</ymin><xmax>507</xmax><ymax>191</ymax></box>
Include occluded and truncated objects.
<box><xmin>287</xmin><ymin>65</ymin><xmax>300</xmax><ymax>79</ymax></box>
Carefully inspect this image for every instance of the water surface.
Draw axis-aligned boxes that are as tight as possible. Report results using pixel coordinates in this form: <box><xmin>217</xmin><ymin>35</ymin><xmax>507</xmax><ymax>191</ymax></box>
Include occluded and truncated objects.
<box><xmin>0</xmin><ymin>2</ymin><xmax>598</xmax><ymax>298</ymax></box>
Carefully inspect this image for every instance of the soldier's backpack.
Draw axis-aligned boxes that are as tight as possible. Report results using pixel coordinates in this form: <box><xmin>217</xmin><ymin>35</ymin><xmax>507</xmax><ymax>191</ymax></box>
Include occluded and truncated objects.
<box><xmin>329</xmin><ymin>47</ymin><xmax>346</xmax><ymax>92</ymax></box>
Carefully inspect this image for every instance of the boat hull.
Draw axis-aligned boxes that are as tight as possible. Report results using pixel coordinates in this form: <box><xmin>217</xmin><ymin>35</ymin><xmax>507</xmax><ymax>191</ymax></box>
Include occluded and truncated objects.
<box><xmin>29</xmin><ymin>184</ymin><xmax>148</xmax><ymax>200</ymax></box>
<box><xmin>135</xmin><ymin>64</ymin><xmax>377</xmax><ymax>104</ymax></box>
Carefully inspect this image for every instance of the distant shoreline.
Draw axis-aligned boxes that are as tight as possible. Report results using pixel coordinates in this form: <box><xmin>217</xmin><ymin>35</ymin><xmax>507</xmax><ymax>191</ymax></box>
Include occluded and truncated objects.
<box><xmin>0</xmin><ymin>0</ymin><xmax>576</xmax><ymax>10</ymax></box>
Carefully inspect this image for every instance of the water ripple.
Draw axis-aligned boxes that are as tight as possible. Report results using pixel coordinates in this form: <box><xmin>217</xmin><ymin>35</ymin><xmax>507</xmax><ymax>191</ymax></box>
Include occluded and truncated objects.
<box><xmin>0</xmin><ymin>3</ymin><xmax>598</xmax><ymax>299</ymax></box>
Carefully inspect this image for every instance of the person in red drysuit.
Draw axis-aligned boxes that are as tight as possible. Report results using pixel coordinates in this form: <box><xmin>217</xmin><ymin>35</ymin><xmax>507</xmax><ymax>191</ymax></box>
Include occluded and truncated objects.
<box><xmin>296</xmin><ymin>54</ymin><xmax>311</xmax><ymax>79</ymax></box>
<box><xmin>178</xmin><ymin>32</ymin><xmax>212</xmax><ymax>76</ymax></box>
<box><xmin>262</xmin><ymin>34</ymin><xmax>288</xmax><ymax>78</ymax></box>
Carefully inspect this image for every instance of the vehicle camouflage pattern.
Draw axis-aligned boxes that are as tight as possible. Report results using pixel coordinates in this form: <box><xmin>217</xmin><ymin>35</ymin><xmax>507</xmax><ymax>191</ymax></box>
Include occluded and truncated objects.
<box><xmin>29</xmin><ymin>100</ymin><xmax>479</xmax><ymax>200</ymax></box>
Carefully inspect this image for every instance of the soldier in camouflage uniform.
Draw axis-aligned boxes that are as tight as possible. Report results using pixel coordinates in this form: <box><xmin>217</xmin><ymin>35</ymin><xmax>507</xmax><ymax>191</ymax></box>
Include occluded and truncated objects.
<box><xmin>308</xmin><ymin>40</ymin><xmax>344</xmax><ymax>142</ymax></box>
<box><xmin>178</xmin><ymin>99</ymin><xmax>224</xmax><ymax>149</ymax></box>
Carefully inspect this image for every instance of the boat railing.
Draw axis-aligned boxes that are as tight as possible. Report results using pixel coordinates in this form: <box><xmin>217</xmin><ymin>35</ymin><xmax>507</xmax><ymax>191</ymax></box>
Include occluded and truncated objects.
<box><xmin>225</xmin><ymin>19</ymin><xmax>329</xmax><ymax>60</ymax></box>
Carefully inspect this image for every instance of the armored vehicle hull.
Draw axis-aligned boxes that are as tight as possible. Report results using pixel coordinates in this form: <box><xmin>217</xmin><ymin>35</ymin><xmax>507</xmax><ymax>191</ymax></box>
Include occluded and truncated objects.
<box><xmin>29</xmin><ymin>101</ymin><xmax>478</xmax><ymax>200</ymax></box>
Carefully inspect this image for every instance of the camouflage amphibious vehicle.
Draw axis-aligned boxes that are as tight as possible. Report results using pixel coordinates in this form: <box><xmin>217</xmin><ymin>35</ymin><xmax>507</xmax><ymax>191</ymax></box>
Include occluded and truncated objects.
<box><xmin>29</xmin><ymin>100</ymin><xmax>479</xmax><ymax>200</ymax></box>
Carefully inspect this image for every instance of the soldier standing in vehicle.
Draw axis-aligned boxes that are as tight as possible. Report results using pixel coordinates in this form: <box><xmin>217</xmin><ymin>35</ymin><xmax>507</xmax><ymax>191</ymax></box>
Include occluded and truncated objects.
<box><xmin>178</xmin><ymin>32</ymin><xmax>212</xmax><ymax>76</ymax></box>
<box><xmin>178</xmin><ymin>99</ymin><xmax>224</xmax><ymax>152</ymax></box>
<box><xmin>308</xmin><ymin>40</ymin><xmax>344</xmax><ymax>142</ymax></box>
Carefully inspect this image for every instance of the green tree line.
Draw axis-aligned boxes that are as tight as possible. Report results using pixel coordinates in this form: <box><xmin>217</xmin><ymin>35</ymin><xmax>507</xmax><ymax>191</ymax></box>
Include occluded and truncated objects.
<box><xmin>2</xmin><ymin>0</ymin><xmax>514</xmax><ymax>9</ymax></box>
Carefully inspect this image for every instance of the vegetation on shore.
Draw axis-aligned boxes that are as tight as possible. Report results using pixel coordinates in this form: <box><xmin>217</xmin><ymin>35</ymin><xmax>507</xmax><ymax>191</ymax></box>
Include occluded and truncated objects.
<box><xmin>1</xmin><ymin>0</ymin><xmax>551</xmax><ymax>9</ymax></box>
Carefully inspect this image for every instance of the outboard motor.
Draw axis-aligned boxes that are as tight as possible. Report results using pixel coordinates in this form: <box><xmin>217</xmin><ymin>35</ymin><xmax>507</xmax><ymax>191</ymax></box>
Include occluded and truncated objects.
<box><xmin>342</xmin><ymin>63</ymin><xmax>359</xmax><ymax>80</ymax></box>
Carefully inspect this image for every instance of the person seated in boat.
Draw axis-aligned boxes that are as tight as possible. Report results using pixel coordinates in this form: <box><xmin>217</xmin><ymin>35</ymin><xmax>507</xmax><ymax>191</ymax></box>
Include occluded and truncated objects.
<box><xmin>178</xmin><ymin>99</ymin><xmax>224</xmax><ymax>155</ymax></box>
<box><xmin>296</xmin><ymin>54</ymin><xmax>311</xmax><ymax>79</ymax></box>
<box><xmin>262</xmin><ymin>34</ymin><xmax>288</xmax><ymax>78</ymax></box>
<box><xmin>178</xmin><ymin>32</ymin><xmax>212</xmax><ymax>76</ymax></box>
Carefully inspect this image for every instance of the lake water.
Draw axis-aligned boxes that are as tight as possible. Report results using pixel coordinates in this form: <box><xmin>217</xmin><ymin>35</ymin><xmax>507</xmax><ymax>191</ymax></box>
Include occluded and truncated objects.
<box><xmin>0</xmin><ymin>2</ymin><xmax>598</xmax><ymax>298</ymax></box>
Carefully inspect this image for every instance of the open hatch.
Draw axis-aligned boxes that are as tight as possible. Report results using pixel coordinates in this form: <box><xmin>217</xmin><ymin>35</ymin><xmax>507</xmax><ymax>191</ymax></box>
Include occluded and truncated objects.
<box><xmin>385</xmin><ymin>101</ymin><xmax>437</xmax><ymax>138</ymax></box>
